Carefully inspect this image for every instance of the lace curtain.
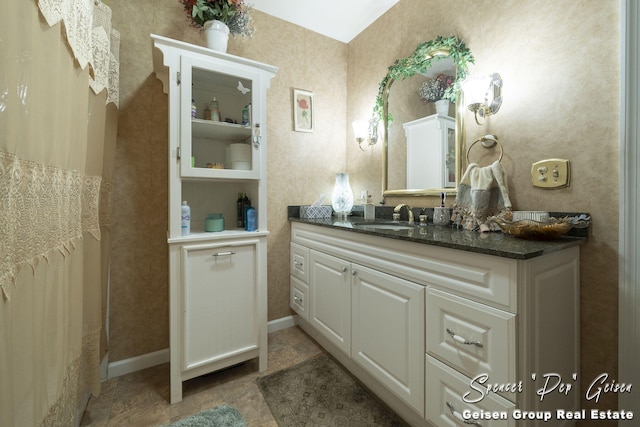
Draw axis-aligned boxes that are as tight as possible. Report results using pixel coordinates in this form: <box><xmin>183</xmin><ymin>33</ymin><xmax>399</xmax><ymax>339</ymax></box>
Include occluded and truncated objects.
<box><xmin>0</xmin><ymin>0</ymin><xmax>119</xmax><ymax>425</ymax></box>
<box><xmin>38</xmin><ymin>0</ymin><xmax>120</xmax><ymax>106</ymax></box>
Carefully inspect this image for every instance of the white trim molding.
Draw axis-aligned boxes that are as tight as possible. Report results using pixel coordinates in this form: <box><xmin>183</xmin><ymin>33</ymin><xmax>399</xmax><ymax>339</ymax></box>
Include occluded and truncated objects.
<box><xmin>619</xmin><ymin>0</ymin><xmax>639</xmax><ymax>414</ymax></box>
<box><xmin>105</xmin><ymin>315</ymin><xmax>299</xmax><ymax>380</ymax></box>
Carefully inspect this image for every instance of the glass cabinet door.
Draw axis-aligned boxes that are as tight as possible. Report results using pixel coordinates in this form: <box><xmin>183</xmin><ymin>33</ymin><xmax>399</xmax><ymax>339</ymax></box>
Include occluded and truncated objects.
<box><xmin>179</xmin><ymin>55</ymin><xmax>261</xmax><ymax>179</ymax></box>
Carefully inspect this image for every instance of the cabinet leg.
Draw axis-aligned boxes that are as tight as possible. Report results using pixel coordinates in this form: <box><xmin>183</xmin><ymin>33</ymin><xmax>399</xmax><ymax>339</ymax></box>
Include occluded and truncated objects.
<box><xmin>259</xmin><ymin>345</ymin><xmax>268</xmax><ymax>372</ymax></box>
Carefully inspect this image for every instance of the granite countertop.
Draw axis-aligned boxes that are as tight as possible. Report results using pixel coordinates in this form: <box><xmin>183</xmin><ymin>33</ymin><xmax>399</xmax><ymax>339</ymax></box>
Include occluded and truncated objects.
<box><xmin>289</xmin><ymin>207</ymin><xmax>588</xmax><ymax>260</ymax></box>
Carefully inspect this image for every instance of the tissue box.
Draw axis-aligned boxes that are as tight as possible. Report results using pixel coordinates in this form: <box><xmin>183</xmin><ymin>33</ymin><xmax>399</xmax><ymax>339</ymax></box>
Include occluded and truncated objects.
<box><xmin>300</xmin><ymin>205</ymin><xmax>333</xmax><ymax>219</ymax></box>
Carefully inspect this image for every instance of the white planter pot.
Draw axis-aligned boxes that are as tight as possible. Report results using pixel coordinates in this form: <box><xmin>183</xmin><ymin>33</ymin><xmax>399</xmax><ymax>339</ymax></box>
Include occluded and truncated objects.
<box><xmin>204</xmin><ymin>20</ymin><xmax>229</xmax><ymax>52</ymax></box>
<box><xmin>435</xmin><ymin>99</ymin><xmax>450</xmax><ymax>116</ymax></box>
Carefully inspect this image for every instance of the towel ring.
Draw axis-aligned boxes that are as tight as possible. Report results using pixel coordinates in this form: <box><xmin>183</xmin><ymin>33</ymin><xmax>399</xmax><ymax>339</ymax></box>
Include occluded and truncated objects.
<box><xmin>466</xmin><ymin>135</ymin><xmax>503</xmax><ymax>164</ymax></box>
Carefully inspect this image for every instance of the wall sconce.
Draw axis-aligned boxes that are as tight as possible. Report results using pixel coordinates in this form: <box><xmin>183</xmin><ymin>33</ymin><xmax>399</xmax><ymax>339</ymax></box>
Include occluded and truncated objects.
<box><xmin>464</xmin><ymin>73</ymin><xmax>503</xmax><ymax>125</ymax></box>
<box><xmin>353</xmin><ymin>117</ymin><xmax>379</xmax><ymax>151</ymax></box>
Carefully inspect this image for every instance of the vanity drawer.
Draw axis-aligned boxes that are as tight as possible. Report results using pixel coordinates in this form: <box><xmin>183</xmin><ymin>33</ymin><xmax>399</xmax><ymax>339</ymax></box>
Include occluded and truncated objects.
<box><xmin>290</xmin><ymin>276</ymin><xmax>309</xmax><ymax>320</ymax></box>
<box><xmin>426</xmin><ymin>287</ymin><xmax>516</xmax><ymax>388</ymax></box>
<box><xmin>426</xmin><ymin>355</ymin><xmax>515</xmax><ymax>427</ymax></box>
<box><xmin>290</xmin><ymin>242</ymin><xmax>309</xmax><ymax>283</ymax></box>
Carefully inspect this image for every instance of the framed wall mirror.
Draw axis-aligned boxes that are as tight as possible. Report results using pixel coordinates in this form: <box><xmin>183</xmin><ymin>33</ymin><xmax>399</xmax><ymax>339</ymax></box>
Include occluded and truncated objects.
<box><xmin>374</xmin><ymin>36</ymin><xmax>474</xmax><ymax>197</ymax></box>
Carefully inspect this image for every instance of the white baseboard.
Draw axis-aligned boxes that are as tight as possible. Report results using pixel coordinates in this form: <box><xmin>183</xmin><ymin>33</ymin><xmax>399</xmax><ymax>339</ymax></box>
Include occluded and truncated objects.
<box><xmin>105</xmin><ymin>315</ymin><xmax>299</xmax><ymax>380</ymax></box>
<box><xmin>107</xmin><ymin>348</ymin><xmax>170</xmax><ymax>380</ymax></box>
<box><xmin>268</xmin><ymin>314</ymin><xmax>298</xmax><ymax>333</ymax></box>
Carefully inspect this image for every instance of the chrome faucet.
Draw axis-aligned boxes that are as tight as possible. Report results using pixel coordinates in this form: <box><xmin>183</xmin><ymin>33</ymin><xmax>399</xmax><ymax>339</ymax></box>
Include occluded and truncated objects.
<box><xmin>393</xmin><ymin>204</ymin><xmax>414</xmax><ymax>223</ymax></box>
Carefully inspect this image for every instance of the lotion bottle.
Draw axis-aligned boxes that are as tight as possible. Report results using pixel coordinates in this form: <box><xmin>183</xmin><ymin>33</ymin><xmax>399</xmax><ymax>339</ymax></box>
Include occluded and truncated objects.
<box><xmin>245</xmin><ymin>207</ymin><xmax>257</xmax><ymax>231</ymax></box>
<box><xmin>181</xmin><ymin>201</ymin><xmax>191</xmax><ymax>236</ymax></box>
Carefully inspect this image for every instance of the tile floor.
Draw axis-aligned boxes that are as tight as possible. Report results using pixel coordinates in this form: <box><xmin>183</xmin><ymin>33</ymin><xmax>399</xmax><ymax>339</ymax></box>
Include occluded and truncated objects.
<box><xmin>80</xmin><ymin>326</ymin><xmax>325</xmax><ymax>426</ymax></box>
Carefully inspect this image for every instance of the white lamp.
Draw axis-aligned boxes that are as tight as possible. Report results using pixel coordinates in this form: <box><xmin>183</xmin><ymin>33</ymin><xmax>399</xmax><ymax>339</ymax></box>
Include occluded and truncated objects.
<box><xmin>463</xmin><ymin>73</ymin><xmax>503</xmax><ymax>125</ymax></box>
<box><xmin>352</xmin><ymin>117</ymin><xmax>379</xmax><ymax>151</ymax></box>
<box><xmin>331</xmin><ymin>173</ymin><xmax>354</xmax><ymax>219</ymax></box>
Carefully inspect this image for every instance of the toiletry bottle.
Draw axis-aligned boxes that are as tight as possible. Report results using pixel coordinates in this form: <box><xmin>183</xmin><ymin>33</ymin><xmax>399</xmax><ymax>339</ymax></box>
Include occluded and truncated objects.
<box><xmin>181</xmin><ymin>201</ymin><xmax>191</xmax><ymax>236</ymax></box>
<box><xmin>242</xmin><ymin>193</ymin><xmax>251</xmax><ymax>228</ymax></box>
<box><xmin>245</xmin><ymin>207</ymin><xmax>257</xmax><ymax>231</ymax></box>
<box><xmin>419</xmin><ymin>208</ymin><xmax>428</xmax><ymax>226</ymax></box>
<box><xmin>364</xmin><ymin>192</ymin><xmax>375</xmax><ymax>220</ymax></box>
<box><xmin>204</xmin><ymin>103</ymin><xmax>211</xmax><ymax>120</ymax></box>
<box><xmin>191</xmin><ymin>99</ymin><xmax>197</xmax><ymax>118</ymax></box>
<box><xmin>242</xmin><ymin>105</ymin><xmax>249</xmax><ymax>126</ymax></box>
<box><xmin>210</xmin><ymin>97</ymin><xmax>221</xmax><ymax>122</ymax></box>
<box><xmin>236</xmin><ymin>192</ymin><xmax>244</xmax><ymax>227</ymax></box>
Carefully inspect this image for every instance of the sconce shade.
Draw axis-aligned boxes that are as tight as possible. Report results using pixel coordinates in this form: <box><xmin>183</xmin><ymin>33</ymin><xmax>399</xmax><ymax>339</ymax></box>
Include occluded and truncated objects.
<box><xmin>352</xmin><ymin>120</ymin><xmax>368</xmax><ymax>142</ymax></box>
<box><xmin>463</xmin><ymin>75</ymin><xmax>492</xmax><ymax>105</ymax></box>
<box><xmin>331</xmin><ymin>172</ymin><xmax>354</xmax><ymax>217</ymax></box>
<box><xmin>463</xmin><ymin>73</ymin><xmax>503</xmax><ymax>125</ymax></box>
<box><xmin>353</xmin><ymin>118</ymin><xmax>379</xmax><ymax>151</ymax></box>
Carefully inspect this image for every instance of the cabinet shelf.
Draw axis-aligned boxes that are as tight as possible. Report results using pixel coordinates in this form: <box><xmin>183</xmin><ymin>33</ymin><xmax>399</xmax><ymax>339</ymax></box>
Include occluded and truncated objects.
<box><xmin>182</xmin><ymin>168</ymin><xmax>258</xmax><ymax>181</ymax></box>
<box><xmin>192</xmin><ymin>119</ymin><xmax>252</xmax><ymax>141</ymax></box>
<box><xmin>168</xmin><ymin>229</ymin><xmax>269</xmax><ymax>244</ymax></box>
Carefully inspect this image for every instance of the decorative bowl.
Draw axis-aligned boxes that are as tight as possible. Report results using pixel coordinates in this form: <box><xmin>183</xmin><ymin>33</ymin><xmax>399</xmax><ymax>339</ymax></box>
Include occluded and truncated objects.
<box><xmin>489</xmin><ymin>217</ymin><xmax>585</xmax><ymax>240</ymax></box>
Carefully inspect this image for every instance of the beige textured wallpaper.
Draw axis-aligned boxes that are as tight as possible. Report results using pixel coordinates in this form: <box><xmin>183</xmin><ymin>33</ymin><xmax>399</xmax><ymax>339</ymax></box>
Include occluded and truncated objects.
<box><xmin>108</xmin><ymin>2</ymin><xmax>347</xmax><ymax>362</ymax></box>
<box><xmin>109</xmin><ymin>0</ymin><xmax>620</xmax><ymax>417</ymax></box>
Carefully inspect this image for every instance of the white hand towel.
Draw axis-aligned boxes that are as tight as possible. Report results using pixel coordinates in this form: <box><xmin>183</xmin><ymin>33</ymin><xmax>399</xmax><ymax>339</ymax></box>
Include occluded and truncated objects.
<box><xmin>452</xmin><ymin>160</ymin><xmax>512</xmax><ymax>231</ymax></box>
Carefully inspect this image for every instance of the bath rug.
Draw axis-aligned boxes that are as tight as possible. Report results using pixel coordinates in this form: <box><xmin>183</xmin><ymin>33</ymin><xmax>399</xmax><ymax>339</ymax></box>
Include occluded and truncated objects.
<box><xmin>163</xmin><ymin>405</ymin><xmax>246</xmax><ymax>427</ymax></box>
<box><xmin>257</xmin><ymin>353</ymin><xmax>408</xmax><ymax>426</ymax></box>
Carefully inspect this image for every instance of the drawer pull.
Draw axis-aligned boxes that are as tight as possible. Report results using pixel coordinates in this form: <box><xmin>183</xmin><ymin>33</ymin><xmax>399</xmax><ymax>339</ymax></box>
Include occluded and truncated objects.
<box><xmin>212</xmin><ymin>251</ymin><xmax>236</xmax><ymax>257</ymax></box>
<box><xmin>293</xmin><ymin>296</ymin><xmax>303</xmax><ymax>304</ymax></box>
<box><xmin>446</xmin><ymin>328</ymin><xmax>484</xmax><ymax>348</ymax></box>
<box><xmin>294</xmin><ymin>261</ymin><xmax>303</xmax><ymax>267</ymax></box>
<box><xmin>446</xmin><ymin>401</ymin><xmax>482</xmax><ymax>426</ymax></box>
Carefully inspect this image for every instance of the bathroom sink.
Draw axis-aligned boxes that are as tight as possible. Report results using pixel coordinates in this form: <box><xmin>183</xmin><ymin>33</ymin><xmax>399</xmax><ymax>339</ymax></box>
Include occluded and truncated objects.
<box><xmin>352</xmin><ymin>222</ymin><xmax>416</xmax><ymax>231</ymax></box>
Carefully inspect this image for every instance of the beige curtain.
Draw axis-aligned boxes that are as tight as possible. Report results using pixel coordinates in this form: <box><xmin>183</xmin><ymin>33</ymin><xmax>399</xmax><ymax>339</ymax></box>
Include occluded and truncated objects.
<box><xmin>0</xmin><ymin>1</ymin><xmax>118</xmax><ymax>425</ymax></box>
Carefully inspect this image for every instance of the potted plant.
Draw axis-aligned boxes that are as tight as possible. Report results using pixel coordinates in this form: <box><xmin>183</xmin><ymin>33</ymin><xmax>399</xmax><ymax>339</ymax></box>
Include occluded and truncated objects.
<box><xmin>180</xmin><ymin>0</ymin><xmax>255</xmax><ymax>51</ymax></box>
<box><xmin>418</xmin><ymin>73</ymin><xmax>455</xmax><ymax>115</ymax></box>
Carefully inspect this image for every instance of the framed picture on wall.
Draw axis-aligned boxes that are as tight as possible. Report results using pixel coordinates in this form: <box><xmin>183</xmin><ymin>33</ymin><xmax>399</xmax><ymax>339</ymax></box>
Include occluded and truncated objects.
<box><xmin>293</xmin><ymin>88</ymin><xmax>314</xmax><ymax>133</ymax></box>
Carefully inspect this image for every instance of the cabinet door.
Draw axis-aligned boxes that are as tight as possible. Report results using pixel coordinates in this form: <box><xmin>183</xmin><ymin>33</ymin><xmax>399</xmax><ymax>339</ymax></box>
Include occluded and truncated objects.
<box><xmin>426</xmin><ymin>287</ymin><xmax>516</xmax><ymax>389</ymax></box>
<box><xmin>290</xmin><ymin>275</ymin><xmax>309</xmax><ymax>320</ymax></box>
<box><xmin>182</xmin><ymin>240</ymin><xmax>258</xmax><ymax>371</ymax></box>
<box><xmin>309</xmin><ymin>250</ymin><xmax>351</xmax><ymax>355</ymax></box>
<box><xmin>290</xmin><ymin>242</ymin><xmax>309</xmax><ymax>283</ymax></box>
<box><xmin>426</xmin><ymin>355</ymin><xmax>516</xmax><ymax>427</ymax></box>
<box><xmin>351</xmin><ymin>264</ymin><xmax>425</xmax><ymax>416</ymax></box>
<box><xmin>180</xmin><ymin>54</ymin><xmax>261</xmax><ymax>179</ymax></box>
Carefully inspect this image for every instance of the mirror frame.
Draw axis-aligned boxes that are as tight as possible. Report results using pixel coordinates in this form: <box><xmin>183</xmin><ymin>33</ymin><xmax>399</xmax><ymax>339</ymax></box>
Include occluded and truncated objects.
<box><xmin>374</xmin><ymin>36</ymin><xmax>474</xmax><ymax>197</ymax></box>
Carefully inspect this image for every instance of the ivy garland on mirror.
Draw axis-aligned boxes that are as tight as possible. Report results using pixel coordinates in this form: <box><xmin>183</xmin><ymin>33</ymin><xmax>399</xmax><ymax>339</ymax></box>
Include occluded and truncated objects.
<box><xmin>373</xmin><ymin>35</ymin><xmax>475</xmax><ymax>123</ymax></box>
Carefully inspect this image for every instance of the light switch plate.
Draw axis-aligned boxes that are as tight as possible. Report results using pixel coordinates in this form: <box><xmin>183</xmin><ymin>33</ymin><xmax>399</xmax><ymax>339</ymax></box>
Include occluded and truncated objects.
<box><xmin>531</xmin><ymin>159</ymin><xmax>570</xmax><ymax>188</ymax></box>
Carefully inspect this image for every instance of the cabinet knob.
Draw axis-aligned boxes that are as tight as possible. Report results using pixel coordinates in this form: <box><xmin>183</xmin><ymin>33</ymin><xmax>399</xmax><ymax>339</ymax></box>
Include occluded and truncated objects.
<box><xmin>446</xmin><ymin>328</ymin><xmax>483</xmax><ymax>348</ymax></box>
<box><xmin>342</xmin><ymin>267</ymin><xmax>348</xmax><ymax>273</ymax></box>
<box><xmin>351</xmin><ymin>270</ymin><xmax>357</xmax><ymax>276</ymax></box>
<box><xmin>293</xmin><ymin>296</ymin><xmax>303</xmax><ymax>304</ymax></box>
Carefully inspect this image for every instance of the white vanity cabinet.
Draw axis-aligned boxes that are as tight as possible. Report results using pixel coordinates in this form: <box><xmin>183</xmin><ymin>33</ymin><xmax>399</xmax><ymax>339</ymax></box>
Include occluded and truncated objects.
<box><xmin>290</xmin><ymin>221</ymin><xmax>581</xmax><ymax>427</ymax></box>
<box><xmin>152</xmin><ymin>34</ymin><xmax>276</xmax><ymax>404</ymax></box>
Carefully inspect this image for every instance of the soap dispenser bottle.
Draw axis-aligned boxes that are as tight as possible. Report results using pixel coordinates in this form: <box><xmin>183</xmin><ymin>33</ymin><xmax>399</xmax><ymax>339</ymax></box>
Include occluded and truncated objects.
<box><xmin>363</xmin><ymin>192</ymin><xmax>375</xmax><ymax>220</ymax></box>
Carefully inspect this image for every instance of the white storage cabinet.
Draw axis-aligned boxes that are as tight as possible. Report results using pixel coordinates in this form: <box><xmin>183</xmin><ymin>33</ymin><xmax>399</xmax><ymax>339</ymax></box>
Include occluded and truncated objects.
<box><xmin>152</xmin><ymin>34</ymin><xmax>276</xmax><ymax>404</ymax></box>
